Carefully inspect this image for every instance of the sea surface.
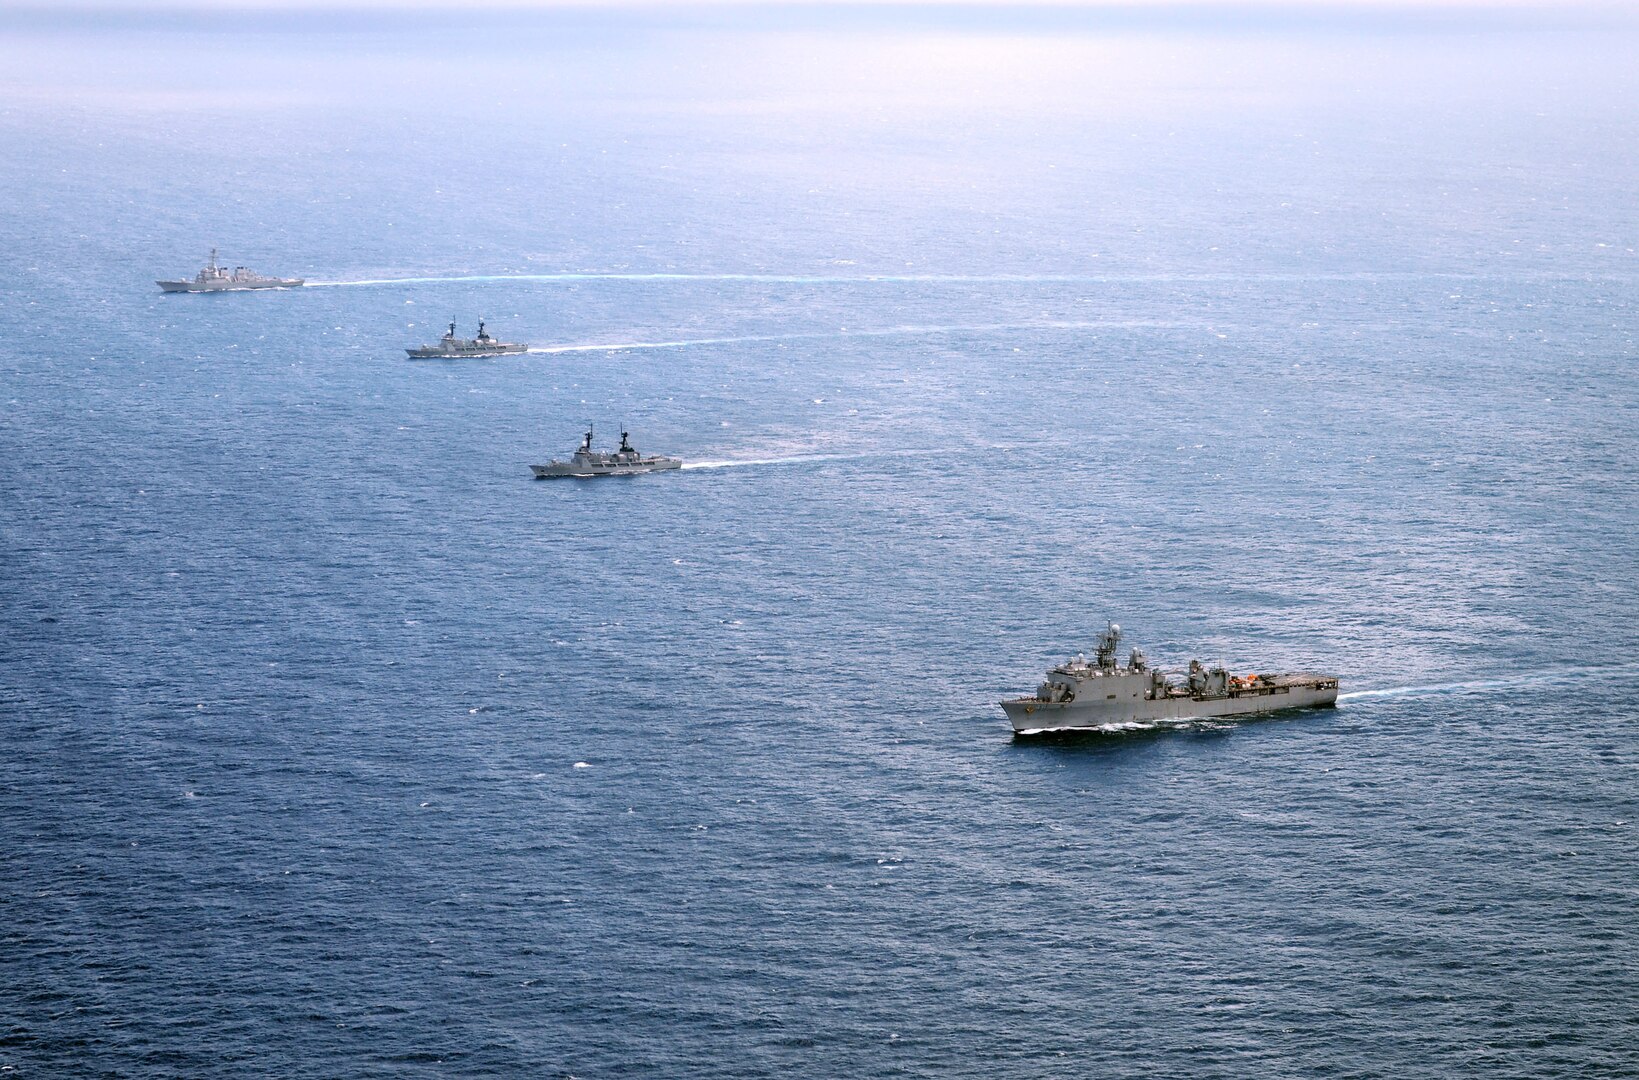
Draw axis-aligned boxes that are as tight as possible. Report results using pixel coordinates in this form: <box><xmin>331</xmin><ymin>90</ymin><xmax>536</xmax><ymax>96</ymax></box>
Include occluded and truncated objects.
<box><xmin>2</xmin><ymin>6</ymin><xmax>1638</xmax><ymax>1077</ymax></box>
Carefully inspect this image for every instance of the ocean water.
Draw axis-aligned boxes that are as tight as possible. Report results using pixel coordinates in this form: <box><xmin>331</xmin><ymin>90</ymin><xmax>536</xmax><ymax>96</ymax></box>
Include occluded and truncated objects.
<box><xmin>2</xmin><ymin>6</ymin><xmax>1638</xmax><ymax>1077</ymax></box>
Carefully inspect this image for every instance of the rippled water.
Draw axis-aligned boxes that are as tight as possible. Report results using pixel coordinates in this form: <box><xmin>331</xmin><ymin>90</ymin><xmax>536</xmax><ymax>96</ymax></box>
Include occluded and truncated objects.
<box><xmin>3</xmin><ymin>7</ymin><xmax>1638</xmax><ymax>1077</ymax></box>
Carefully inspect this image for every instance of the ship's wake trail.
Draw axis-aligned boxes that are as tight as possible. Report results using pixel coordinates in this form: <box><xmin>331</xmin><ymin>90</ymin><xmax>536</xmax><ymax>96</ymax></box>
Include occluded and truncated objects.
<box><xmin>522</xmin><ymin>321</ymin><xmax>1169</xmax><ymax>355</ymax></box>
<box><xmin>1338</xmin><ymin>663</ymin><xmax>1639</xmax><ymax>704</ymax></box>
<box><xmin>1014</xmin><ymin>663</ymin><xmax>1639</xmax><ymax>738</ymax></box>
<box><xmin>680</xmin><ymin>447</ymin><xmax>978</xmax><ymax>471</ymax></box>
<box><xmin>301</xmin><ymin>270</ymin><xmax>1584</xmax><ymax>288</ymax></box>
<box><xmin>681</xmin><ymin>454</ymin><xmax>853</xmax><ymax>471</ymax></box>
<box><xmin>308</xmin><ymin>273</ymin><xmax>1132</xmax><ymax>287</ymax></box>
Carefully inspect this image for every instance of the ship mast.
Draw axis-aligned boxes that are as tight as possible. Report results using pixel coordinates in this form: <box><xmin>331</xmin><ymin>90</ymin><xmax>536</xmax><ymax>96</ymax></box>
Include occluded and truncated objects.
<box><xmin>1095</xmin><ymin>622</ymin><xmax>1121</xmax><ymax>670</ymax></box>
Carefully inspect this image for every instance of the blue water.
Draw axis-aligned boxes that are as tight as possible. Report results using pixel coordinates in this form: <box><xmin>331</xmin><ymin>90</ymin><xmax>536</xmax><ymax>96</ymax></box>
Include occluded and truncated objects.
<box><xmin>3</xmin><ymin>6</ymin><xmax>1638</xmax><ymax>1077</ymax></box>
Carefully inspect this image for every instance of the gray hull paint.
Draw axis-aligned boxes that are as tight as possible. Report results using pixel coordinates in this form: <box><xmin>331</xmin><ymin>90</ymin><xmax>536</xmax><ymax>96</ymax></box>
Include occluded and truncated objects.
<box><xmin>530</xmin><ymin>459</ymin><xmax>682</xmax><ymax>478</ymax></box>
<box><xmin>533</xmin><ymin>427</ymin><xmax>682</xmax><ymax>478</ymax></box>
<box><xmin>1003</xmin><ymin>681</ymin><xmax>1338</xmax><ymax>734</ymax></box>
<box><xmin>406</xmin><ymin>344</ymin><xmax>528</xmax><ymax>358</ymax></box>
<box><xmin>158</xmin><ymin>251</ymin><xmax>301</xmax><ymax>292</ymax></box>
<box><xmin>407</xmin><ymin>319</ymin><xmax>526</xmax><ymax>358</ymax></box>
<box><xmin>157</xmin><ymin>278</ymin><xmax>303</xmax><ymax>292</ymax></box>
<box><xmin>1003</xmin><ymin>623</ymin><xmax>1338</xmax><ymax>734</ymax></box>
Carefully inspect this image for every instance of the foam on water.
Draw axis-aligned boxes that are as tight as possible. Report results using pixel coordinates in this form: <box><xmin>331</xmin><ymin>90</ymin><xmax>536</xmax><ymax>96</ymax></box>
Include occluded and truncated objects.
<box><xmin>302</xmin><ymin>271</ymin><xmax>1625</xmax><ymax>288</ymax></box>
<box><xmin>1338</xmin><ymin>663</ymin><xmax>1639</xmax><ymax>703</ymax></box>
<box><xmin>681</xmin><ymin>454</ymin><xmax>854</xmax><ymax>470</ymax></box>
<box><xmin>5</xmin><ymin>11</ymin><xmax>1639</xmax><ymax>1080</ymax></box>
<box><xmin>1016</xmin><ymin>663</ymin><xmax>1639</xmax><ymax>737</ymax></box>
<box><xmin>522</xmin><ymin>321</ymin><xmax>1171</xmax><ymax>355</ymax></box>
<box><xmin>679</xmin><ymin>447</ymin><xmax>980</xmax><ymax>470</ymax></box>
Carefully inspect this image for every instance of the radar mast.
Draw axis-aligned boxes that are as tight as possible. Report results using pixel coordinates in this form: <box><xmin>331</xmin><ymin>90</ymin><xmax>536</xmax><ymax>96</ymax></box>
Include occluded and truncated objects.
<box><xmin>1095</xmin><ymin>622</ymin><xmax>1122</xmax><ymax>670</ymax></box>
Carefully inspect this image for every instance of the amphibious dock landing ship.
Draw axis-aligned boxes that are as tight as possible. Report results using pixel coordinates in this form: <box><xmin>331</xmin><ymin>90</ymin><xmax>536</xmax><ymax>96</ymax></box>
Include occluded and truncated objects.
<box><xmin>157</xmin><ymin>249</ymin><xmax>303</xmax><ymax>292</ymax></box>
<box><xmin>1003</xmin><ymin>623</ymin><xmax>1338</xmax><ymax>734</ymax></box>
<box><xmin>531</xmin><ymin>427</ymin><xmax>682</xmax><ymax>478</ymax></box>
<box><xmin>406</xmin><ymin>319</ymin><xmax>527</xmax><ymax>358</ymax></box>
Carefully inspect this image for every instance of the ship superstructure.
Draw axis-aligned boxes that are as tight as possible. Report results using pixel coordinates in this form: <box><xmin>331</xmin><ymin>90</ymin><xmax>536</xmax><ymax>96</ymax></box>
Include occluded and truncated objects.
<box><xmin>157</xmin><ymin>249</ymin><xmax>303</xmax><ymax>292</ymax></box>
<box><xmin>531</xmin><ymin>426</ymin><xmax>682</xmax><ymax>478</ymax></box>
<box><xmin>1002</xmin><ymin>623</ymin><xmax>1338</xmax><ymax>734</ymax></box>
<box><xmin>406</xmin><ymin>319</ymin><xmax>527</xmax><ymax>358</ymax></box>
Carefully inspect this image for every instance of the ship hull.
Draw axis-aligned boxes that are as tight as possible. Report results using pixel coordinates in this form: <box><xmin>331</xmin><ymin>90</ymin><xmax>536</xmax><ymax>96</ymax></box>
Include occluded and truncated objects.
<box><xmin>157</xmin><ymin>279</ymin><xmax>303</xmax><ymax>292</ymax></box>
<box><xmin>531</xmin><ymin>459</ymin><xmax>682</xmax><ymax>479</ymax></box>
<box><xmin>406</xmin><ymin>345</ymin><xmax>528</xmax><ymax>358</ymax></box>
<box><xmin>1003</xmin><ymin>680</ymin><xmax>1338</xmax><ymax>734</ymax></box>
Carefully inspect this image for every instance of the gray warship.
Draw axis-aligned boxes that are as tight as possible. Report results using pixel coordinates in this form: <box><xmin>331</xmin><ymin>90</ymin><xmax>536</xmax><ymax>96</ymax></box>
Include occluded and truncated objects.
<box><xmin>406</xmin><ymin>319</ymin><xmax>528</xmax><ymax>359</ymax></box>
<box><xmin>1003</xmin><ymin>623</ymin><xmax>1338</xmax><ymax>734</ymax></box>
<box><xmin>157</xmin><ymin>249</ymin><xmax>303</xmax><ymax>292</ymax></box>
<box><xmin>531</xmin><ymin>427</ymin><xmax>682</xmax><ymax>478</ymax></box>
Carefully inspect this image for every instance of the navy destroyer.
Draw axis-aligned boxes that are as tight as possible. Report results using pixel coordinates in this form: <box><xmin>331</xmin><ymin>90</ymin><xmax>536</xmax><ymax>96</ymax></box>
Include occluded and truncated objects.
<box><xmin>406</xmin><ymin>319</ymin><xmax>527</xmax><ymax>359</ymax></box>
<box><xmin>157</xmin><ymin>249</ymin><xmax>303</xmax><ymax>292</ymax></box>
<box><xmin>1003</xmin><ymin>623</ymin><xmax>1338</xmax><ymax>734</ymax></box>
<box><xmin>531</xmin><ymin>427</ymin><xmax>682</xmax><ymax>478</ymax></box>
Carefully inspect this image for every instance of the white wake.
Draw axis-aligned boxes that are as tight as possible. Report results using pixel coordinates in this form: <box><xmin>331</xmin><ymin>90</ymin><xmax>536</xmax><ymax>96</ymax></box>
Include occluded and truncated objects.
<box><xmin>1339</xmin><ymin>663</ymin><xmax>1639</xmax><ymax>703</ymax></box>
<box><xmin>680</xmin><ymin>447</ymin><xmax>985</xmax><ymax>471</ymax></box>
<box><xmin>301</xmin><ymin>270</ymin><xmax>1599</xmax><ymax>288</ymax></box>
<box><xmin>519</xmin><ymin>321</ymin><xmax>1166</xmax><ymax>355</ymax></box>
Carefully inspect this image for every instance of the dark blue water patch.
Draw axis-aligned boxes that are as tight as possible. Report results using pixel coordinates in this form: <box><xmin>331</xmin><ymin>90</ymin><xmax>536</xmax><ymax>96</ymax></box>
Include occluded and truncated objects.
<box><xmin>4</xmin><ymin>11</ymin><xmax>1639</xmax><ymax>1079</ymax></box>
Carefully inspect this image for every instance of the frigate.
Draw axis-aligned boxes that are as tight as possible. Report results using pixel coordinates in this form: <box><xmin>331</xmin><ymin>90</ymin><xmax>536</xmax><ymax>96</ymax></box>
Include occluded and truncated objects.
<box><xmin>531</xmin><ymin>427</ymin><xmax>682</xmax><ymax>478</ymax></box>
<box><xmin>1003</xmin><ymin>623</ymin><xmax>1338</xmax><ymax>734</ymax></box>
<box><xmin>406</xmin><ymin>319</ymin><xmax>527</xmax><ymax>358</ymax></box>
<box><xmin>157</xmin><ymin>249</ymin><xmax>303</xmax><ymax>292</ymax></box>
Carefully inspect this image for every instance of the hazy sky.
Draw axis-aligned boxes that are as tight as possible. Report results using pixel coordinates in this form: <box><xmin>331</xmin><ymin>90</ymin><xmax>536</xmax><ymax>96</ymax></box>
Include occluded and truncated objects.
<box><xmin>2</xmin><ymin>0</ymin><xmax>1628</xmax><ymax>9</ymax></box>
<box><xmin>4</xmin><ymin>0</ymin><xmax>1631</xmax><ymax>29</ymax></box>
